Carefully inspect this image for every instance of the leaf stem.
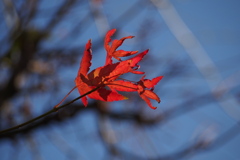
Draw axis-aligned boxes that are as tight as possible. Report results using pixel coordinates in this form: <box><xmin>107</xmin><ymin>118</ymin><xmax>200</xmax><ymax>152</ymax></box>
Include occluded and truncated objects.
<box><xmin>54</xmin><ymin>86</ymin><xmax>77</xmax><ymax>108</ymax></box>
<box><xmin>0</xmin><ymin>86</ymin><xmax>100</xmax><ymax>135</ymax></box>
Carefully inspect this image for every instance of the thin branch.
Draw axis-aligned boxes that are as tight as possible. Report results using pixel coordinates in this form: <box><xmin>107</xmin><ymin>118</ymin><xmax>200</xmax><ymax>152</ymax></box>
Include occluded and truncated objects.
<box><xmin>0</xmin><ymin>86</ymin><xmax>100</xmax><ymax>135</ymax></box>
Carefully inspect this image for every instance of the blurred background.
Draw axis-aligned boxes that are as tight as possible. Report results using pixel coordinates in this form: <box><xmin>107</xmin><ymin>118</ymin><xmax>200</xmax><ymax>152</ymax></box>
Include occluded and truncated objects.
<box><xmin>0</xmin><ymin>0</ymin><xmax>240</xmax><ymax>159</ymax></box>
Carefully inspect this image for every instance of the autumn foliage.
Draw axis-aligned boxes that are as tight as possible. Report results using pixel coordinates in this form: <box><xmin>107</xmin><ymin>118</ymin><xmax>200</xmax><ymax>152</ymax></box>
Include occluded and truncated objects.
<box><xmin>74</xmin><ymin>29</ymin><xmax>163</xmax><ymax>109</ymax></box>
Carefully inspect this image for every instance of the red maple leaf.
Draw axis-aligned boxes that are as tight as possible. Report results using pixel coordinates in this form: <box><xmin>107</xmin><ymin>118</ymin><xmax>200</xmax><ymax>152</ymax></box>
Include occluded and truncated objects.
<box><xmin>107</xmin><ymin>76</ymin><xmax>163</xmax><ymax>109</ymax></box>
<box><xmin>75</xmin><ymin>39</ymin><xmax>147</xmax><ymax>106</ymax></box>
<box><xmin>56</xmin><ymin>29</ymin><xmax>163</xmax><ymax>110</ymax></box>
<box><xmin>104</xmin><ymin>29</ymin><xmax>138</xmax><ymax>65</ymax></box>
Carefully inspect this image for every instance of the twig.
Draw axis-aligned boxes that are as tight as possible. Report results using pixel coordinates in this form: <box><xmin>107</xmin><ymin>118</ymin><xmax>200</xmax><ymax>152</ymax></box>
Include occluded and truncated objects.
<box><xmin>0</xmin><ymin>86</ymin><xmax>100</xmax><ymax>135</ymax></box>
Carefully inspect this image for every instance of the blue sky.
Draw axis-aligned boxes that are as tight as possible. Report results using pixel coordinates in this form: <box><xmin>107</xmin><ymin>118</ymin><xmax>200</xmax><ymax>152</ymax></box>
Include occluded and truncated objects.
<box><xmin>1</xmin><ymin>0</ymin><xmax>240</xmax><ymax>159</ymax></box>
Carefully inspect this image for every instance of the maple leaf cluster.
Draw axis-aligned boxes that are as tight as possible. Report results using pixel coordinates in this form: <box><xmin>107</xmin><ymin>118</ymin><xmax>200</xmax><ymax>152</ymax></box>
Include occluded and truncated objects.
<box><xmin>75</xmin><ymin>29</ymin><xmax>163</xmax><ymax>109</ymax></box>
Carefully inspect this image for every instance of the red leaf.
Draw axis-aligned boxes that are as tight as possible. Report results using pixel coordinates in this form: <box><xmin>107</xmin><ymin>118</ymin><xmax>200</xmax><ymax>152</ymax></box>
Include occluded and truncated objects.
<box><xmin>77</xmin><ymin>40</ymin><xmax>92</xmax><ymax>77</ymax></box>
<box><xmin>88</xmin><ymin>51</ymin><xmax>147</xmax><ymax>85</ymax></box>
<box><xmin>72</xmin><ymin>29</ymin><xmax>163</xmax><ymax>109</ymax></box>
<box><xmin>104</xmin><ymin>29</ymin><xmax>138</xmax><ymax>63</ymax></box>
<box><xmin>128</xmin><ymin>49</ymin><xmax>148</xmax><ymax>67</ymax></box>
<box><xmin>130</xmin><ymin>70</ymin><xmax>145</xmax><ymax>74</ymax></box>
<box><xmin>107</xmin><ymin>80</ymin><xmax>138</xmax><ymax>92</ymax></box>
<box><xmin>104</xmin><ymin>29</ymin><xmax>116</xmax><ymax>52</ymax></box>
<box><xmin>75</xmin><ymin>76</ymin><xmax>92</xmax><ymax>106</ymax></box>
<box><xmin>139</xmin><ymin>94</ymin><xmax>157</xmax><ymax>110</ymax></box>
<box><xmin>141</xmin><ymin>76</ymin><xmax>163</xmax><ymax>89</ymax></box>
<box><xmin>112</xmin><ymin>50</ymin><xmax>138</xmax><ymax>61</ymax></box>
<box><xmin>109</xmin><ymin>36</ymin><xmax>135</xmax><ymax>54</ymax></box>
<box><xmin>104</xmin><ymin>29</ymin><xmax>116</xmax><ymax>65</ymax></box>
<box><xmin>142</xmin><ymin>90</ymin><xmax>160</xmax><ymax>103</ymax></box>
<box><xmin>136</xmin><ymin>75</ymin><xmax>163</xmax><ymax>109</ymax></box>
<box><xmin>88</xmin><ymin>87</ymin><xmax>127</xmax><ymax>102</ymax></box>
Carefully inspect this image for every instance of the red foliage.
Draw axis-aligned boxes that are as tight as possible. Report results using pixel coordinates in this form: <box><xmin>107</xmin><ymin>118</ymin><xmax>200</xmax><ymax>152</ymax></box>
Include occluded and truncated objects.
<box><xmin>74</xmin><ymin>29</ymin><xmax>163</xmax><ymax>109</ymax></box>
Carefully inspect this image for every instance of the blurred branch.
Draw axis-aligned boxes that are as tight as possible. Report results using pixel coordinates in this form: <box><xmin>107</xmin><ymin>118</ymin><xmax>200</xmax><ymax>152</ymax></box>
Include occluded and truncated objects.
<box><xmin>0</xmin><ymin>28</ymin><xmax>48</xmax><ymax>108</ymax></box>
<box><xmin>150</xmin><ymin>0</ymin><xmax>240</xmax><ymax>122</ymax></box>
<box><xmin>89</xmin><ymin>0</ymin><xmax>110</xmax><ymax>34</ymax></box>
<box><xmin>45</xmin><ymin>0</ymin><xmax>77</xmax><ymax>30</ymax></box>
<box><xmin>109</xmin><ymin>121</ymin><xmax>240</xmax><ymax>160</ymax></box>
<box><xmin>45</xmin><ymin>128</ymin><xmax>80</xmax><ymax>159</ymax></box>
<box><xmin>1</xmin><ymin>0</ymin><xmax>20</xmax><ymax>31</ymax></box>
<box><xmin>0</xmin><ymin>90</ymin><xmax>214</xmax><ymax>140</ymax></box>
<box><xmin>0</xmin><ymin>86</ymin><xmax>100</xmax><ymax>137</ymax></box>
<box><xmin>150</xmin><ymin>0</ymin><xmax>221</xmax><ymax>88</ymax></box>
<box><xmin>19</xmin><ymin>0</ymin><xmax>39</xmax><ymax>25</ymax></box>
